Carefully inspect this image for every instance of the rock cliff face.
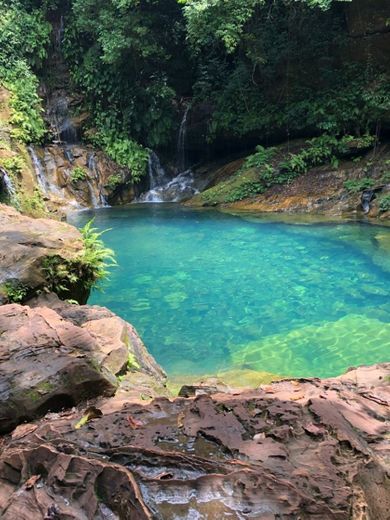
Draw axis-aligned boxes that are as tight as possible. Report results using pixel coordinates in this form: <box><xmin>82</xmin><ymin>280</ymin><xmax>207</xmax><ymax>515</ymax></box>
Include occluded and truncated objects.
<box><xmin>29</xmin><ymin>143</ymin><xmax>136</xmax><ymax>214</ymax></box>
<box><xmin>345</xmin><ymin>0</ymin><xmax>390</xmax><ymax>69</ymax></box>
<box><xmin>0</xmin><ymin>364</ymin><xmax>388</xmax><ymax>519</ymax></box>
<box><xmin>0</xmin><ymin>87</ymin><xmax>138</xmax><ymax>216</ymax></box>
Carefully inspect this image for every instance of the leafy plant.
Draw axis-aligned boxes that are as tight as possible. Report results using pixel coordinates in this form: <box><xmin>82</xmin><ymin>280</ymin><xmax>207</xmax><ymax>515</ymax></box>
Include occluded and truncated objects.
<box><xmin>127</xmin><ymin>353</ymin><xmax>140</xmax><ymax>371</ymax></box>
<box><xmin>3</xmin><ymin>280</ymin><xmax>29</xmax><ymax>303</ymax></box>
<box><xmin>92</xmin><ymin>131</ymin><xmax>149</xmax><ymax>182</ymax></box>
<box><xmin>105</xmin><ymin>173</ymin><xmax>123</xmax><ymax>190</ymax></box>
<box><xmin>1</xmin><ymin>156</ymin><xmax>24</xmax><ymax>176</ymax></box>
<box><xmin>381</xmin><ymin>172</ymin><xmax>390</xmax><ymax>184</ymax></box>
<box><xmin>7</xmin><ymin>66</ymin><xmax>47</xmax><ymax>143</ymax></box>
<box><xmin>79</xmin><ymin>219</ymin><xmax>117</xmax><ymax>289</ymax></box>
<box><xmin>0</xmin><ymin>0</ymin><xmax>49</xmax><ymax>144</ymax></box>
<box><xmin>42</xmin><ymin>220</ymin><xmax>116</xmax><ymax>301</ymax></box>
<box><xmin>225</xmin><ymin>181</ymin><xmax>265</xmax><ymax>203</ymax></box>
<box><xmin>18</xmin><ymin>188</ymin><xmax>46</xmax><ymax>218</ymax></box>
<box><xmin>70</xmin><ymin>166</ymin><xmax>87</xmax><ymax>183</ymax></box>
<box><xmin>344</xmin><ymin>178</ymin><xmax>376</xmax><ymax>193</ymax></box>
<box><xmin>241</xmin><ymin>145</ymin><xmax>276</xmax><ymax>170</ymax></box>
<box><xmin>379</xmin><ymin>195</ymin><xmax>390</xmax><ymax>213</ymax></box>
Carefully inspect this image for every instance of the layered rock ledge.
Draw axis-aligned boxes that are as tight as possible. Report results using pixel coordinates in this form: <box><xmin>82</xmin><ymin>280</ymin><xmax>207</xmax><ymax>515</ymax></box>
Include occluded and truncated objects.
<box><xmin>0</xmin><ymin>364</ymin><xmax>388</xmax><ymax>519</ymax></box>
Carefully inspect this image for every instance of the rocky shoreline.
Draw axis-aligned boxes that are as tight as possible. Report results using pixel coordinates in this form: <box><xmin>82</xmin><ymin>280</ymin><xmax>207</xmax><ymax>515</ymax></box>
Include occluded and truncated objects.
<box><xmin>0</xmin><ymin>360</ymin><xmax>388</xmax><ymax>519</ymax></box>
<box><xmin>186</xmin><ymin>141</ymin><xmax>390</xmax><ymax>221</ymax></box>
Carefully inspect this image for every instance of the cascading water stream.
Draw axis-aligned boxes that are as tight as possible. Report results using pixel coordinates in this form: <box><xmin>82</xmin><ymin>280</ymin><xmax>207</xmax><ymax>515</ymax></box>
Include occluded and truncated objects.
<box><xmin>139</xmin><ymin>152</ymin><xmax>172</xmax><ymax>202</ymax></box>
<box><xmin>147</xmin><ymin>151</ymin><xmax>170</xmax><ymax>190</ymax></box>
<box><xmin>137</xmin><ymin>105</ymin><xmax>199</xmax><ymax>203</ymax></box>
<box><xmin>176</xmin><ymin>105</ymin><xmax>190</xmax><ymax>173</ymax></box>
<box><xmin>28</xmin><ymin>146</ymin><xmax>49</xmax><ymax>193</ymax></box>
<box><xmin>87</xmin><ymin>153</ymin><xmax>109</xmax><ymax>208</ymax></box>
<box><xmin>55</xmin><ymin>15</ymin><xmax>64</xmax><ymax>51</ymax></box>
<box><xmin>29</xmin><ymin>146</ymin><xmax>63</xmax><ymax>197</ymax></box>
<box><xmin>0</xmin><ymin>167</ymin><xmax>17</xmax><ymax>202</ymax></box>
<box><xmin>86</xmin><ymin>179</ymin><xmax>99</xmax><ymax>208</ymax></box>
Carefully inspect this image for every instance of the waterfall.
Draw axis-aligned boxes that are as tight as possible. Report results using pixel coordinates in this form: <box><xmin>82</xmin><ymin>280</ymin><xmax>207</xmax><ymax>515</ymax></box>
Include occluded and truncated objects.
<box><xmin>47</xmin><ymin>94</ymin><xmax>78</xmax><ymax>144</ymax></box>
<box><xmin>28</xmin><ymin>146</ymin><xmax>49</xmax><ymax>193</ymax></box>
<box><xmin>64</xmin><ymin>147</ymin><xmax>74</xmax><ymax>163</ymax></box>
<box><xmin>86</xmin><ymin>179</ymin><xmax>99</xmax><ymax>208</ymax></box>
<box><xmin>137</xmin><ymin>106</ymin><xmax>199</xmax><ymax>203</ymax></box>
<box><xmin>0</xmin><ymin>167</ymin><xmax>17</xmax><ymax>201</ymax></box>
<box><xmin>148</xmin><ymin>151</ymin><xmax>170</xmax><ymax>189</ymax></box>
<box><xmin>177</xmin><ymin>105</ymin><xmax>190</xmax><ymax>173</ymax></box>
<box><xmin>87</xmin><ymin>152</ymin><xmax>109</xmax><ymax>207</ymax></box>
<box><xmin>29</xmin><ymin>146</ymin><xmax>63</xmax><ymax>196</ymax></box>
<box><xmin>138</xmin><ymin>151</ymin><xmax>198</xmax><ymax>203</ymax></box>
<box><xmin>138</xmin><ymin>152</ymin><xmax>169</xmax><ymax>202</ymax></box>
<box><xmin>55</xmin><ymin>15</ymin><xmax>64</xmax><ymax>51</ymax></box>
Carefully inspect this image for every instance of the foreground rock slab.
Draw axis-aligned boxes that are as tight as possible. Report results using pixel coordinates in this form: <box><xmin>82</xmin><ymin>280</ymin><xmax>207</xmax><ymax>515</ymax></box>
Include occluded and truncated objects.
<box><xmin>0</xmin><ymin>364</ymin><xmax>388</xmax><ymax>519</ymax></box>
<box><xmin>0</xmin><ymin>297</ymin><xmax>166</xmax><ymax>433</ymax></box>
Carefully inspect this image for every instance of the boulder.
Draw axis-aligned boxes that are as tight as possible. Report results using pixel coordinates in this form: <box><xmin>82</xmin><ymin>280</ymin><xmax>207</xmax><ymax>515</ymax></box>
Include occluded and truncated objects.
<box><xmin>0</xmin><ymin>204</ymin><xmax>86</xmax><ymax>303</ymax></box>
<box><xmin>0</xmin><ymin>297</ymin><xmax>166</xmax><ymax>433</ymax></box>
<box><xmin>28</xmin><ymin>293</ymin><xmax>166</xmax><ymax>383</ymax></box>
<box><xmin>0</xmin><ymin>364</ymin><xmax>388</xmax><ymax>518</ymax></box>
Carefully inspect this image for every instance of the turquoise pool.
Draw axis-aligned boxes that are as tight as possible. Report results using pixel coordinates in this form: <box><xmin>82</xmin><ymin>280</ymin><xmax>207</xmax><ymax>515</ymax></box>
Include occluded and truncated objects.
<box><xmin>69</xmin><ymin>205</ymin><xmax>390</xmax><ymax>378</ymax></box>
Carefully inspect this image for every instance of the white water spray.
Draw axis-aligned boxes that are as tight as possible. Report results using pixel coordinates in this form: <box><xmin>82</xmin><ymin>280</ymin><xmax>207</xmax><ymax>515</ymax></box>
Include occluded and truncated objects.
<box><xmin>0</xmin><ymin>167</ymin><xmax>17</xmax><ymax>201</ymax></box>
<box><xmin>138</xmin><ymin>106</ymin><xmax>199</xmax><ymax>203</ymax></box>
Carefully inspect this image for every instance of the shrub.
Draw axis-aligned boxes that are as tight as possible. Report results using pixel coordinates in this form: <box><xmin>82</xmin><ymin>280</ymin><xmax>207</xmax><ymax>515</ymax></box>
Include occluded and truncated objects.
<box><xmin>241</xmin><ymin>145</ymin><xmax>276</xmax><ymax>170</ymax></box>
<box><xmin>225</xmin><ymin>181</ymin><xmax>265</xmax><ymax>203</ymax></box>
<box><xmin>42</xmin><ymin>220</ymin><xmax>116</xmax><ymax>301</ymax></box>
<box><xmin>70</xmin><ymin>166</ymin><xmax>87</xmax><ymax>183</ymax></box>
<box><xmin>92</xmin><ymin>130</ymin><xmax>148</xmax><ymax>182</ymax></box>
<box><xmin>344</xmin><ymin>178</ymin><xmax>376</xmax><ymax>193</ymax></box>
<box><xmin>1</xmin><ymin>156</ymin><xmax>24</xmax><ymax>176</ymax></box>
<box><xmin>379</xmin><ymin>195</ymin><xmax>390</xmax><ymax>213</ymax></box>
<box><xmin>105</xmin><ymin>173</ymin><xmax>123</xmax><ymax>190</ymax></box>
<box><xmin>18</xmin><ymin>188</ymin><xmax>46</xmax><ymax>218</ymax></box>
<box><xmin>0</xmin><ymin>3</ymin><xmax>49</xmax><ymax>143</ymax></box>
<box><xmin>7</xmin><ymin>66</ymin><xmax>47</xmax><ymax>143</ymax></box>
<box><xmin>381</xmin><ymin>172</ymin><xmax>390</xmax><ymax>183</ymax></box>
<box><xmin>2</xmin><ymin>280</ymin><xmax>28</xmax><ymax>303</ymax></box>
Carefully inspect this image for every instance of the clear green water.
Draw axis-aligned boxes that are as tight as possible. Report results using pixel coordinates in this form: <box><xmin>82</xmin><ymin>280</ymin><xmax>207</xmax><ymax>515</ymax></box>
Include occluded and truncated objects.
<box><xmin>69</xmin><ymin>205</ymin><xmax>390</xmax><ymax>378</ymax></box>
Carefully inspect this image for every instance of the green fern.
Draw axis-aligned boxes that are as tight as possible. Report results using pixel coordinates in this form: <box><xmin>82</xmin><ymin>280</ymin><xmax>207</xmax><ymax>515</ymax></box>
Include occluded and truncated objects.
<box><xmin>79</xmin><ymin>219</ymin><xmax>117</xmax><ymax>289</ymax></box>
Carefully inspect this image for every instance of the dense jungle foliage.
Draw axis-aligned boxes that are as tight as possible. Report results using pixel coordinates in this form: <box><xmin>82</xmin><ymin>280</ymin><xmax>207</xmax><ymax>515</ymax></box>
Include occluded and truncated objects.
<box><xmin>0</xmin><ymin>0</ymin><xmax>389</xmax><ymax>176</ymax></box>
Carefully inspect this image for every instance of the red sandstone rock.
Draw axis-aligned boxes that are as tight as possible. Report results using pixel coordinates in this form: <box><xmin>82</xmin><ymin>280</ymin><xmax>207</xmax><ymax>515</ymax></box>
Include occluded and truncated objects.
<box><xmin>0</xmin><ymin>297</ymin><xmax>166</xmax><ymax>433</ymax></box>
<box><xmin>0</xmin><ymin>364</ymin><xmax>388</xmax><ymax>519</ymax></box>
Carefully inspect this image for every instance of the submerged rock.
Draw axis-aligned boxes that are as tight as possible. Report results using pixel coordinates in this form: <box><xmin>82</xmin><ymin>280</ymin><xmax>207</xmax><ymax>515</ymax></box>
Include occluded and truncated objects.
<box><xmin>0</xmin><ymin>364</ymin><xmax>388</xmax><ymax>518</ymax></box>
<box><xmin>0</xmin><ymin>296</ymin><xmax>166</xmax><ymax>433</ymax></box>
